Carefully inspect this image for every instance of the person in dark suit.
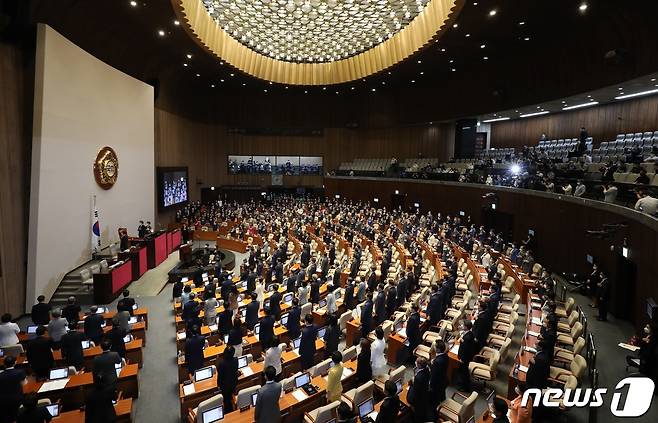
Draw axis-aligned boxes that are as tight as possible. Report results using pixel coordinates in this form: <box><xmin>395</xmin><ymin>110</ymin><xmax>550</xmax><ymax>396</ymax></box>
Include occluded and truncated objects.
<box><xmin>172</xmin><ymin>279</ymin><xmax>184</xmax><ymax>300</ymax></box>
<box><xmin>0</xmin><ymin>356</ymin><xmax>27</xmax><ymax>423</ymax></box>
<box><xmin>274</xmin><ymin>262</ymin><xmax>284</xmax><ymax>285</ymax></box>
<box><xmin>203</xmin><ymin>279</ymin><xmax>217</xmax><ymax>300</ymax></box>
<box><xmin>60</xmin><ymin>321</ymin><xmax>86</xmax><ymax>370</ymax></box>
<box><xmin>310</xmin><ymin>276</ymin><xmax>321</xmax><ymax>305</ymax></box>
<box><xmin>247</xmin><ymin>269</ymin><xmax>258</xmax><ymax>293</ymax></box>
<box><xmin>30</xmin><ymin>296</ymin><xmax>51</xmax><ymax>326</ymax></box>
<box><xmin>245</xmin><ymin>293</ymin><xmax>260</xmax><ymax>330</ymax></box>
<box><xmin>408</xmin><ymin>357</ymin><xmax>430</xmax><ymax>423</ymax></box>
<box><xmin>184</xmin><ymin>326</ymin><xmax>206</xmax><ymax>376</ymax></box>
<box><xmin>286</xmin><ymin>273</ymin><xmax>297</xmax><ymax>294</ymax></box>
<box><xmin>385</xmin><ymin>282</ymin><xmax>397</xmax><ymax>320</ymax></box>
<box><xmin>597</xmin><ymin>274</ymin><xmax>610</xmax><ymax>321</ymax></box>
<box><xmin>217</xmin><ymin>345</ymin><xmax>239</xmax><ymax>413</ymax></box>
<box><xmin>285</xmin><ymin>298</ymin><xmax>302</xmax><ymax>340</ymax></box>
<box><xmin>323</xmin><ymin>314</ymin><xmax>340</xmax><ymax>358</ymax></box>
<box><xmin>269</xmin><ymin>285</ymin><xmax>282</xmax><ymax>320</ymax></box>
<box><xmin>84</xmin><ymin>376</ymin><xmax>117</xmax><ymax>423</ymax></box>
<box><xmin>457</xmin><ymin>320</ymin><xmax>476</xmax><ymax>392</ymax></box>
<box><xmin>116</xmin><ymin>290</ymin><xmax>135</xmax><ymax>316</ymax></box>
<box><xmin>356</xmin><ymin>338</ymin><xmax>373</xmax><ymax>384</ymax></box>
<box><xmin>193</xmin><ymin>268</ymin><xmax>204</xmax><ymax>288</ymax></box>
<box><xmin>367</xmin><ymin>267</ymin><xmax>378</xmax><ymax>293</ymax></box>
<box><xmin>84</xmin><ymin>306</ymin><xmax>105</xmax><ymax>345</ymax></box>
<box><xmin>426</xmin><ymin>284</ymin><xmax>443</xmax><ymax>325</ymax></box>
<box><xmin>429</xmin><ymin>340</ymin><xmax>449</xmax><ymax>415</ymax></box>
<box><xmin>259</xmin><ymin>308</ymin><xmax>275</xmax><ymax>349</ymax></box>
<box><xmin>25</xmin><ymin>326</ymin><xmax>54</xmax><ymax>380</ymax></box>
<box><xmin>396</xmin><ymin>273</ymin><xmax>409</xmax><ymax>307</ymax></box>
<box><xmin>525</xmin><ymin>342</ymin><xmax>551</xmax><ymax>390</ymax></box>
<box><xmin>406</xmin><ymin>304</ymin><xmax>422</xmax><ymax>353</ymax></box>
<box><xmin>343</xmin><ymin>279</ymin><xmax>355</xmax><ymax>310</ymax></box>
<box><xmin>299</xmin><ymin>314</ymin><xmax>317</xmax><ymax>370</ymax></box>
<box><xmin>92</xmin><ymin>341</ymin><xmax>122</xmax><ymax>390</ymax></box>
<box><xmin>375</xmin><ymin>380</ymin><xmax>400</xmax><ymax>423</ymax></box>
<box><xmin>61</xmin><ymin>296</ymin><xmax>81</xmax><ymax>327</ymax></box>
<box><xmin>255</xmin><ymin>366</ymin><xmax>282</xmax><ymax>423</ymax></box>
<box><xmin>361</xmin><ymin>293</ymin><xmax>374</xmax><ymax>340</ymax></box>
<box><xmin>374</xmin><ymin>285</ymin><xmax>387</xmax><ymax>325</ymax></box>
<box><xmin>107</xmin><ymin>316</ymin><xmax>128</xmax><ymax>358</ymax></box>
<box><xmin>218</xmin><ymin>306</ymin><xmax>233</xmax><ymax>338</ymax></box>
<box><xmin>16</xmin><ymin>392</ymin><xmax>52</xmax><ymax>423</ymax></box>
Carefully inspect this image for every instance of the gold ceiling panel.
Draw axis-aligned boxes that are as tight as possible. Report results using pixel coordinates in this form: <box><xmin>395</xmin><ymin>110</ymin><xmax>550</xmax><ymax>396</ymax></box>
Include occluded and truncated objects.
<box><xmin>173</xmin><ymin>0</ymin><xmax>464</xmax><ymax>85</ymax></box>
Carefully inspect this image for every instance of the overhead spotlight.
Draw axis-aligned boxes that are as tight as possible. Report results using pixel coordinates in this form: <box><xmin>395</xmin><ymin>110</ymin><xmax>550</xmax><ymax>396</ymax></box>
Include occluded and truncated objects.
<box><xmin>465</xmin><ymin>33</ymin><xmax>471</xmax><ymax>37</ymax></box>
<box><xmin>220</xmin><ymin>79</ymin><xmax>225</xmax><ymax>82</ymax></box>
<box><xmin>183</xmin><ymin>63</ymin><xmax>188</xmax><ymax>67</ymax></box>
<box><xmin>518</xmin><ymin>21</ymin><xmax>525</xmax><ymax>25</ymax></box>
<box><xmin>411</xmin><ymin>80</ymin><xmax>416</xmax><ymax>83</ymax></box>
<box><xmin>480</xmin><ymin>44</ymin><xmax>486</xmax><ymax>49</ymax></box>
<box><xmin>195</xmin><ymin>73</ymin><xmax>200</xmax><ymax>77</ymax></box>
<box><xmin>304</xmin><ymin>90</ymin><xmax>308</xmax><ymax>94</ymax></box>
<box><xmin>174</xmin><ymin>20</ymin><xmax>180</xmax><ymax>26</ymax></box>
<box><xmin>652</xmin><ymin>78</ymin><xmax>657</xmax><ymax>82</ymax></box>
<box><xmin>489</xmin><ymin>9</ymin><xmax>497</xmax><ymax>16</ymax></box>
<box><xmin>130</xmin><ymin>0</ymin><xmax>137</xmax><ymax>6</ymax></box>
<box><xmin>230</xmin><ymin>73</ymin><xmax>235</xmax><ymax>77</ymax></box>
<box><xmin>371</xmin><ymin>88</ymin><xmax>376</xmax><ymax>92</ymax></box>
<box><xmin>186</xmin><ymin>54</ymin><xmax>192</xmax><ymax>59</ymax></box>
<box><xmin>417</xmin><ymin>60</ymin><xmax>422</xmax><ymax>64</ymax></box>
<box><xmin>451</xmin><ymin>68</ymin><xmax>456</xmax><ymax>72</ymax></box>
<box><xmin>441</xmin><ymin>48</ymin><xmax>446</xmax><ymax>52</ymax></box>
<box><xmin>157</xmin><ymin>30</ymin><xmax>165</xmax><ymax>36</ymax></box>
<box><xmin>210</xmin><ymin>84</ymin><xmax>215</xmax><ymax>88</ymax></box>
<box><xmin>483</xmin><ymin>56</ymin><xmax>489</xmax><ymax>60</ymax></box>
<box><xmin>524</xmin><ymin>37</ymin><xmax>530</xmax><ymax>41</ymax></box>
<box><xmin>211</xmin><ymin>187</ymin><xmax>215</xmax><ymax>191</ymax></box>
<box><xmin>453</xmin><ymin>23</ymin><xmax>458</xmax><ymax>28</ymax></box>
<box><xmin>263</xmin><ymin>89</ymin><xmax>268</xmax><ymax>93</ymax></box>
<box><xmin>579</xmin><ymin>3</ymin><xmax>588</xmax><ymax>12</ymax></box>
<box><xmin>510</xmin><ymin>164</ymin><xmax>521</xmax><ymax>175</ymax></box>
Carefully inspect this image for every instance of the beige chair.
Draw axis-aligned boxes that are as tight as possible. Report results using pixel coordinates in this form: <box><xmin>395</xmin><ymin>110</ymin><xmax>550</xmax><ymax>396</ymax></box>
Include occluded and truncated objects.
<box><xmin>486</xmin><ymin>326</ymin><xmax>514</xmax><ymax>349</ymax></box>
<box><xmin>531</xmin><ymin>263</ymin><xmax>543</xmax><ymax>277</ymax></box>
<box><xmin>501</xmin><ymin>276</ymin><xmax>515</xmax><ymax>296</ymax></box>
<box><xmin>300</xmin><ymin>303</ymin><xmax>313</xmax><ymax>320</ymax></box>
<box><xmin>193</xmin><ymin>394</ymin><xmax>223</xmax><ymax>423</ymax></box>
<box><xmin>492</xmin><ymin>311</ymin><xmax>518</xmax><ymax>335</ymax></box>
<box><xmin>437</xmin><ymin>391</ymin><xmax>478</xmax><ymax>423</ymax></box>
<box><xmin>311</xmin><ymin>358</ymin><xmax>332</xmax><ymax>377</ymax></box>
<box><xmin>554</xmin><ymin>337</ymin><xmax>586</xmax><ymax>363</ymax></box>
<box><xmin>303</xmin><ymin>400</ymin><xmax>340</xmax><ymax>423</ymax></box>
<box><xmin>374</xmin><ymin>365</ymin><xmax>405</xmax><ymax>392</ymax></box>
<box><xmin>469</xmin><ymin>350</ymin><xmax>500</xmax><ymax>387</ymax></box>
<box><xmin>342</xmin><ymin>345</ymin><xmax>357</xmax><ymax>362</ymax></box>
<box><xmin>549</xmin><ymin>354</ymin><xmax>587</xmax><ymax>383</ymax></box>
<box><xmin>236</xmin><ymin>385</ymin><xmax>260</xmax><ymax>409</ymax></box>
<box><xmin>342</xmin><ymin>380</ymin><xmax>374</xmax><ymax>412</ymax></box>
<box><xmin>499</xmin><ymin>294</ymin><xmax>521</xmax><ymax>314</ymax></box>
<box><xmin>1</xmin><ymin>344</ymin><xmax>25</xmax><ymax>358</ymax></box>
<box><xmin>557</xmin><ymin>322</ymin><xmax>583</xmax><ymax>347</ymax></box>
<box><xmin>556</xmin><ymin>297</ymin><xmax>575</xmax><ymax>318</ymax></box>
<box><xmin>557</xmin><ymin>310</ymin><xmax>580</xmax><ymax>333</ymax></box>
<box><xmin>338</xmin><ymin>311</ymin><xmax>352</xmax><ymax>336</ymax></box>
<box><xmin>481</xmin><ymin>338</ymin><xmax>512</xmax><ymax>361</ymax></box>
<box><xmin>281</xmin><ymin>373</ymin><xmax>298</xmax><ymax>391</ymax></box>
<box><xmin>90</xmin><ymin>263</ymin><xmax>101</xmax><ymax>274</ymax></box>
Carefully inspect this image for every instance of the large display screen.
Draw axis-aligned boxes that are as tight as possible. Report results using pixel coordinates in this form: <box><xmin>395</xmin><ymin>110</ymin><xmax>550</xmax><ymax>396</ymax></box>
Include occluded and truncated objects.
<box><xmin>228</xmin><ymin>155</ymin><xmax>322</xmax><ymax>175</ymax></box>
<box><xmin>157</xmin><ymin>167</ymin><xmax>189</xmax><ymax>209</ymax></box>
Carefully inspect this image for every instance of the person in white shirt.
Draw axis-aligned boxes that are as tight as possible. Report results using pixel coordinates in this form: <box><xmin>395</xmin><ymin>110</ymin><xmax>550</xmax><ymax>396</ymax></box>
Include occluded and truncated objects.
<box><xmin>47</xmin><ymin>309</ymin><xmax>68</xmax><ymax>343</ymax></box>
<box><xmin>255</xmin><ymin>279</ymin><xmax>265</xmax><ymax>309</ymax></box>
<box><xmin>325</xmin><ymin>284</ymin><xmax>337</xmax><ymax>314</ymax></box>
<box><xmin>634</xmin><ymin>190</ymin><xmax>658</xmax><ymax>216</ymax></box>
<box><xmin>0</xmin><ymin>313</ymin><xmax>20</xmax><ymax>346</ymax></box>
<box><xmin>370</xmin><ymin>326</ymin><xmax>387</xmax><ymax>378</ymax></box>
<box><xmin>574</xmin><ymin>181</ymin><xmax>586</xmax><ymax>198</ymax></box>
<box><xmin>602</xmin><ymin>184</ymin><xmax>618</xmax><ymax>203</ymax></box>
<box><xmin>204</xmin><ymin>295</ymin><xmax>219</xmax><ymax>326</ymax></box>
<box><xmin>263</xmin><ymin>336</ymin><xmax>285</xmax><ymax>377</ymax></box>
<box><xmin>481</xmin><ymin>248</ymin><xmax>492</xmax><ymax>268</ymax></box>
<box><xmin>562</xmin><ymin>183</ymin><xmax>573</xmax><ymax>195</ymax></box>
<box><xmin>298</xmin><ymin>281</ymin><xmax>309</xmax><ymax>306</ymax></box>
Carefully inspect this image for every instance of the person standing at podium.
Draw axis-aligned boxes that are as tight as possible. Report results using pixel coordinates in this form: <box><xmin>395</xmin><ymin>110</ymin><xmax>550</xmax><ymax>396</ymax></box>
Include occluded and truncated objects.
<box><xmin>118</xmin><ymin>227</ymin><xmax>129</xmax><ymax>251</ymax></box>
<box><xmin>137</xmin><ymin>221</ymin><xmax>146</xmax><ymax>238</ymax></box>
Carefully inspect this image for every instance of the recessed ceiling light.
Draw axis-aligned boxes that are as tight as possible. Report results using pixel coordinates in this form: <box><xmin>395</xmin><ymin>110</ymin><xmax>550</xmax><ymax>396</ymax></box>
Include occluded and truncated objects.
<box><xmin>524</xmin><ymin>37</ymin><xmax>530</xmax><ymax>41</ymax></box>
<box><xmin>480</xmin><ymin>44</ymin><xmax>486</xmax><ymax>49</ymax></box>
<box><xmin>411</xmin><ymin>80</ymin><xmax>416</xmax><ymax>83</ymax></box>
<box><xmin>322</xmin><ymin>87</ymin><xmax>327</xmax><ymax>90</ymax></box>
<box><xmin>519</xmin><ymin>21</ymin><xmax>525</xmax><ymax>25</ymax></box>
<box><xmin>453</xmin><ymin>23</ymin><xmax>458</xmax><ymax>28</ymax></box>
<box><xmin>381</xmin><ymin>81</ymin><xmax>386</xmax><ymax>85</ymax></box>
<box><xmin>449</xmin><ymin>59</ymin><xmax>454</xmax><ymax>63</ymax></box>
<box><xmin>562</xmin><ymin>100</ymin><xmax>567</xmax><ymax>103</ymax></box>
<box><xmin>483</xmin><ymin>56</ymin><xmax>488</xmax><ymax>60</ymax></box>
<box><xmin>417</xmin><ymin>60</ymin><xmax>422</xmax><ymax>64</ymax></box>
<box><xmin>211</xmin><ymin>84</ymin><xmax>215</xmax><ymax>88</ymax></box>
<box><xmin>285</xmin><ymin>86</ymin><xmax>289</xmax><ymax>89</ymax></box>
<box><xmin>220</xmin><ymin>79</ymin><xmax>225</xmax><ymax>82</ymax></box>
<box><xmin>130</xmin><ymin>1</ymin><xmax>137</xmax><ymax>7</ymax></box>
<box><xmin>615</xmin><ymin>88</ymin><xmax>658</xmax><ymax>100</ymax></box>
<box><xmin>371</xmin><ymin>88</ymin><xmax>376</xmax><ymax>92</ymax></box>
<box><xmin>473</xmin><ymin>2</ymin><xmax>478</xmax><ymax>5</ymax></box>
<box><xmin>451</xmin><ymin>68</ymin><xmax>456</xmax><ymax>72</ymax></box>
<box><xmin>351</xmin><ymin>87</ymin><xmax>355</xmax><ymax>90</ymax></box>
<box><xmin>183</xmin><ymin>63</ymin><xmax>188</xmax><ymax>67</ymax></box>
<box><xmin>195</xmin><ymin>73</ymin><xmax>200</xmax><ymax>77</ymax></box>
<box><xmin>489</xmin><ymin>9</ymin><xmax>497</xmax><ymax>17</ymax></box>
<box><xmin>651</xmin><ymin>78</ymin><xmax>656</xmax><ymax>82</ymax></box>
<box><xmin>441</xmin><ymin>48</ymin><xmax>446</xmax><ymax>52</ymax></box>
<box><xmin>268</xmin><ymin>81</ymin><xmax>272</xmax><ymax>85</ymax></box>
<box><xmin>174</xmin><ymin>20</ymin><xmax>180</xmax><ymax>26</ymax></box>
<box><xmin>263</xmin><ymin>89</ymin><xmax>268</xmax><ymax>92</ymax></box>
<box><xmin>579</xmin><ymin>3</ymin><xmax>588</xmax><ymax>12</ymax></box>
<box><xmin>242</xmin><ymin>83</ymin><xmax>246</xmax><ymax>86</ymax></box>
<box><xmin>618</xmin><ymin>87</ymin><xmax>623</xmax><ymax>90</ymax></box>
<box><xmin>157</xmin><ymin>30</ymin><xmax>165</xmax><ymax>36</ymax></box>
<box><xmin>420</xmin><ymin>71</ymin><xmax>424</xmax><ymax>75</ymax></box>
<box><xmin>186</xmin><ymin>54</ymin><xmax>192</xmax><ymax>59</ymax></box>
<box><xmin>388</xmin><ymin>71</ymin><xmax>392</xmax><ymax>75</ymax></box>
<box><xmin>335</xmin><ymin>91</ymin><xmax>339</xmax><ymax>94</ymax></box>
<box><xmin>465</xmin><ymin>33</ymin><xmax>471</xmax><ymax>37</ymax></box>
<box><xmin>230</xmin><ymin>73</ymin><xmax>235</xmax><ymax>77</ymax></box>
<box><xmin>536</xmin><ymin>106</ymin><xmax>541</xmax><ymax>109</ymax></box>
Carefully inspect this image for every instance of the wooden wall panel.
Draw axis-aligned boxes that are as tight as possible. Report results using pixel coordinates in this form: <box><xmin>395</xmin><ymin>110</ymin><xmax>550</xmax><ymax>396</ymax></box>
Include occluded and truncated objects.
<box><xmin>324</xmin><ymin>177</ymin><xmax>658</xmax><ymax>327</ymax></box>
<box><xmin>490</xmin><ymin>95</ymin><xmax>658</xmax><ymax>149</ymax></box>
<box><xmin>0</xmin><ymin>41</ymin><xmax>33</xmax><ymax>316</ymax></box>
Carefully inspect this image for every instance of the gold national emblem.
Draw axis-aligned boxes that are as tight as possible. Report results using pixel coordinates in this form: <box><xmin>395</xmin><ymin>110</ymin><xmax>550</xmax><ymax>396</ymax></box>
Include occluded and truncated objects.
<box><xmin>94</xmin><ymin>146</ymin><xmax>119</xmax><ymax>189</ymax></box>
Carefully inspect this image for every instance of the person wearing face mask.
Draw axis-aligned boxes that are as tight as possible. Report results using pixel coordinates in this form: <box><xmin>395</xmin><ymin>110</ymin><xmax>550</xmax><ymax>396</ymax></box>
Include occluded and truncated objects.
<box><xmin>626</xmin><ymin>324</ymin><xmax>657</xmax><ymax>377</ymax></box>
<box><xmin>509</xmin><ymin>383</ymin><xmax>533</xmax><ymax>423</ymax></box>
<box><xmin>407</xmin><ymin>356</ymin><xmax>430</xmax><ymax>423</ymax></box>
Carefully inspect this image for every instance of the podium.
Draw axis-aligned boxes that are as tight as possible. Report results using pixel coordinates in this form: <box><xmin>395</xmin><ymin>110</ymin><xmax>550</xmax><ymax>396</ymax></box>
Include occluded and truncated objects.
<box><xmin>93</xmin><ymin>260</ymin><xmax>133</xmax><ymax>304</ymax></box>
<box><xmin>119</xmin><ymin>245</ymin><xmax>148</xmax><ymax>281</ymax></box>
<box><xmin>146</xmin><ymin>232</ymin><xmax>168</xmax><ymax>269</ymax></box>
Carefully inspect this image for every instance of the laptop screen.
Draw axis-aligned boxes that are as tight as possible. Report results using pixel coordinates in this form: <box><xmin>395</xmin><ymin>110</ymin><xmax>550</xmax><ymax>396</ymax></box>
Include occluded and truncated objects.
<box><xmin>202</xmin><ymin>273</ymin><xmax>209</xmax><ymax>279</ymax></box>
<box><xmin>294</xmin><ymin>372</ymin><xmax>310</xmax><ymax>388</ymax></box>
<box><xmin>317</xmin><ymin>326</ymin><xmax>326</xmax><ymax>339</ymax></box>
<box><xmin>280</xmin><ymin>313</ymin><xmax>289</xmax><ymax>326</ymax></box>
<box><xmin>238</xmin><ymin>355</ymin><xmax>248</xmax><ymax>369</ymax></box>
<box><xmin>132</xmin><ymin>304</ymin><xmax>138</xmax><ymax>310</ymax></box>
<box><xmin>123</xmin><ymin>334</ymin><xmax>133</xmax><ymax>343</ymax></box>
<box><xmin>194</xmin><ymin>367</ymin><xmax>213</xmax><ymax>382</ymax></box>
<box><xmin>115</xmin><ymin>362</ymin><xmax>123</xmax><ymax>369</ymax></box>
<box><xmin>293</xmin><ymin>337</ymin><xmax>301</xmax><ymax>349</ymax></box>
<box><xmin>128</xmin><ymin>316</ymin><xmax>138</xmax><ymax>325</ymax></box>
<box><xmin>181</xmin><ymin>277</ymin><xmax>189</xmax><ymax>282</ymax></box>
<box><xmin>254</xmin><ymin>323</ymin><xmax>260</xmax><ymax>335</ymax></box>
<box><xmin>26</xmin><ymin>325</ymin><xmax>38</xmax><ymax>334</ymax></box>
<box><xmin>202</xmin><ymin>405</ymin><xmax>224</xmax><ymax>423</ymax></box>
<box><xmin>319</xmin><ymin>299</ymin><xmax>327</xmax><ymax>308</ymax></box>
<box><xmin>335</xmin><ymin>290</ymin><xmax>342</xmax><ymax>299</ymax></box>
<box><xmin>49</xmin><ymin>367</ymin><xmax>68</xmax><ymax>380</ymax></box>
<box><xmin>283</xmin><ymin>293</ymin><xmax>293</xmax><ymax>304</ymax></box>
<box><xmin>81</xmin><ymin>340</ymin><xmax>91</xmax><ymax>349</ymax></box>
<box><xmin>251</xmin><ymin>392</ymin><xmax>258</xmax><ymax>406</ymax></box>
<box><xmin>46</xmin><ymin>404</ymin><xmax>60</xmax><ymax>417</ymax></box>
<box><xmin>395</xmin><ymin>379</ymin><xmax>402</xmax><ymax>394</ymax></box>
<box><xmin>264</xmin><ymin>300</ymin><xmax>270</xmax><ymax>309</ymax></box>
<box><xmin>96</xmin><ymin>306</ymin><xmax>107</xmax><ymax>314</ymax></box>
<box><xmin>395</xmin><ymin>321</ymin><xmax>403</xmax><ymax>332</ymax></box>
<box><xmin>240</xmin><ymin>308</ymin><xmax>247</xmax><ymax>318</ymax></box>
<box><xmin>358</xmin><ymin>398</ymin><xmax>374</xmax><ymax>418</ymax></box>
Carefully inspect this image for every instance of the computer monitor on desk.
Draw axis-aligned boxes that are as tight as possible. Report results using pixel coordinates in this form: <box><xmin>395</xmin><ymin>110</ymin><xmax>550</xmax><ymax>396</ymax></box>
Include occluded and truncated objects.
<box><xmin>46</xmin><ymin>404</ymin><xmax>60</xmax><ymax>417</ymax></box>
<box><xmin>194</xmin><ymin>366</ymin><xmax>214</xmax><ymax>382</ymax></box>
<box><xmin>237</xmin><ymin>355</ymin><xmax>248</xmax><ymax>369</ymax></box>
<box><xmin>254</xmin><ymin>323</ymin><xmax>260</xmax><ymax>336</ymax></box>
<box><xmin>317</xmin><ymin>326</ymin><xmax>327</xmax><ymax>339</ymax></box>
<box><xmin>283</xmin><ymin>293</ymin><xmax>293</xmax><ymax>304</ymax></box>
<box><xmin>292</xmin><ymin>337</ymin><xmax>301</xmax><ymax>350</ymax></box>
<box><xmin>280</xmin><ymin>313</ymin><xmax>289</xmax><ymax>326</ymax></box>
<box><xmin>49</xmin><ymin>367</ymin><xmax>68</xmax><ymax>380</ymax></box>
<box><xmin>319</xmin><ymin>299</ymin><xmax>327</xmax><ymax>308</ymax></box>
<box><xmin>294</xmin><ymin>372</ymin><xmax>311</xmax><ymax>388</ymax></box>
<box><xmin>251</xmin><ymin>392</ymin><xmax>258</xmax><ymax>406</ymax></box>
<box><xmin>26</xmin><ymin>325</ymin><xmax>38</xmax><ymax>337</ymax></box>
<box><xmin>202</xmin><ymin>405</ymin><xmax>224</xmax><ymax>423</ymax></box>
<box><xmin>358</xmin><ymin>398</ymin><xmax>375</xmax><ymax>419</ymax></box>
<box><xmin>81</xmin><ymin>340</ymin><xmax>91</xmax><ymax>349</ymax></box>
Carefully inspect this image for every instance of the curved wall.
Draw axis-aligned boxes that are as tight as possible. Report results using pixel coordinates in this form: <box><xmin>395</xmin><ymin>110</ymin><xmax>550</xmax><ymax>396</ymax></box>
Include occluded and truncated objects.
<box><xmin>324</xmin><ymin>176</ymin><xmax>658</xmax><ymax>327</ymax></box>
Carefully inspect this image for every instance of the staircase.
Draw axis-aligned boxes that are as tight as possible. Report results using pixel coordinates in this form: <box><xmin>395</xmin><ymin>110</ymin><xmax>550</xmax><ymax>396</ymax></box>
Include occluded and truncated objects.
<box><xmin>49</xmin><ymin>268</ymin><xmax>96</xmax><ymax>309</ymax></box>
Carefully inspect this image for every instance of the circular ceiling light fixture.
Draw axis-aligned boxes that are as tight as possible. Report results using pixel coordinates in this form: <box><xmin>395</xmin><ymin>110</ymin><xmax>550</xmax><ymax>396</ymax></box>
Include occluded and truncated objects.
<box><xmin>175</xmin><ymin>0</ymin><xmax>465</xmax><ymax>85</ymax></box>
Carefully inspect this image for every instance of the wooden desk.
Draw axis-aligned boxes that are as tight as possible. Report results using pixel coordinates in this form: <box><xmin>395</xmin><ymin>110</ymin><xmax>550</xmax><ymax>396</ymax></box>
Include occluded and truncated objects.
<box><xmin>52</xmin><ymin>398</ymin><xmax>133</xmax><ymax>423</ymax></box>
<box><xmin>507</xmin><ymin>292</ymin><xmax>542</xmax><ymax>399</ymax></box>
<box><xmin>23</xmin><ymin>364</ymin><xmax>139</xmax><ymax>409</ymax></box>
<box><xmin>217</xmin><ymin>237</ymin><xmax>248</xmax><ymax>253</ymax></box>
<box><xmin>118</xmin><ymin>245</ymin><xmax>148</xmax><ymax>281</ymax></box>
<box><xmin>146</xmin><ymin>231</ymin><xmax>168</xmax><ymax>269</ymax></box>
<box><xmin>93</xmin><ymin>260</ymin><xmax>133</xmax><ymax>304</ymax></box>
